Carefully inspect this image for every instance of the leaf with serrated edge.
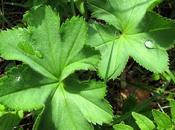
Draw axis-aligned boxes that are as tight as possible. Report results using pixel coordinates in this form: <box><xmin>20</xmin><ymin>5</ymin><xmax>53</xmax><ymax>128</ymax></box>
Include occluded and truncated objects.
<box><xmin>88</xmin><ymin>0</ymin><xmax>160</xmax><ymax>33</ymax></box>
<box><xmin>33</xmin><ymin>78</ymin><xmax>113</xmax><ymax>130</ymax></box>
<box><xmin>0</xmin><ymin>5</ymin><xmax>112</xmax><ymax>130</ymax></box>
<box><xmin>0</xmin><ymin>65</ymin><xmax>57</xmax><ymax>111</ymax></box>
<box><xmin>87</xmin><ymin>0</ymin><xmax>175</xmax><ymax>80</ymax></box>
<box><xmin>0</xmin><ymin>5</ymin><xmax>99</xmax><ymax>81</ymax></box>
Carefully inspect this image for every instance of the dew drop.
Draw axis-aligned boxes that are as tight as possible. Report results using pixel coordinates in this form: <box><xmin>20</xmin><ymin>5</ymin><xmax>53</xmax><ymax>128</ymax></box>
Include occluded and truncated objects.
<box><xmin>144</xmin><ymin>40</ymin><xmax>155</xmax><ymax>49</ymax></box>
<box><xmin>16</xmin><ymin>76</ymin><xmax>21</xmax><ymax>82</ymax></box>
<box><xmin>35</xmin><ymin>50</ymin><xmax>43</xmax><ymax>59</ymax></box>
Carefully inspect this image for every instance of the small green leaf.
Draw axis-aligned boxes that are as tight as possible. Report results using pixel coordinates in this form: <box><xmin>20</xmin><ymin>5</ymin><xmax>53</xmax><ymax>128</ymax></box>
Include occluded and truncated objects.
<box><xmin>132</xmin><ymin>112</ymin><xmax>155</xmax><ymax>130</ymax></box>
<box><xmin>75</xmin><ymin>0</ymin><xmax>85</xmax><ymax>15</ymax></box>
<box><xmin>170</xmin><ymin>100</ymin><xmax>175</xmax><ymax>122</ymax></box>
<box><xmin>17</xmin><ymin>110</ymin><xmax>24</xmax><ymax>119</ymax></box>
<box><xmin>0</xmin><ymin>113</ymin><xmax>21</xmax><ymax>130</ymax></box>
<box><xmin>152</xmin><ymin>110</ymin><xmax>172</xmax><ymax>130</ymax></box>
<box><xmin>113</xmin><ymin>124</ymin><xmax>133</xmax><ymax>130</ymax></box>
<box><xmin>0</xmin><ymin>108</ymin><xmax>23</xmax><ymax>130</ymax></box>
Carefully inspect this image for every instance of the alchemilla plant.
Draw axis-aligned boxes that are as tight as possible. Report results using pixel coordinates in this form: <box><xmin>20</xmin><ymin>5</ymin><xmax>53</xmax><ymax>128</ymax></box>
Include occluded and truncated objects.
<box><xmin>0</xmin><ymin>0</ymin><xmax>175</xmax><ymax>130</ymax></box>
<box><xmin>88</xmin><ymin>0</ymin><xmax>175</xmax><ymax>80</ymax></box>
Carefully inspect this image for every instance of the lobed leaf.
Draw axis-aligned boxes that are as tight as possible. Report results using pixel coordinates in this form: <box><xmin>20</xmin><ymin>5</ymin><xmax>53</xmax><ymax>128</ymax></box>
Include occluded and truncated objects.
<box><xmin>0</xmin><ymin>5</ymin><xmax>112</xmax><ymax>130</ymax></box>
<box><xmin>87</xmin><ymin>0</ymin><xmax>175</xmax><ymax>80</ymax></box>
<box><xmin>0</xmin><ymin>5</ymin><xmax>99</xmax><ymax>81</ymax></box>
<box><xmin>34</xmin><ymin>78</ymin><xmax>113</xmax><ymax>130</ymax></box>
<box><xmin>88</xmin><ymin>0</ymin><xmax>160</xmax><ymax>33</ymax></box>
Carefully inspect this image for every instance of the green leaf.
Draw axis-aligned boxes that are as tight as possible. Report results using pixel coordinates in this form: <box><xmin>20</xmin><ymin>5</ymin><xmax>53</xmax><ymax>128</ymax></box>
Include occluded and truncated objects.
<box><xmin>34</xmin><ymin>78</ymin><xmax>113</xmax><ymax>130</ymax></box>
<box><xmin>132</xmin><ymin>112</ymin><xmax>155</xmax><ymax>130</ymax></box>
<box><xmin>0</xmin><ymin>5</ymin><xmax>112</xmax><ymax>130</ymax></box>
<box><xmin>0</xmin><ymin>112</ymin><xmax>22</xmax><ymax>130</ymax></box>
<box><xmin>152</xmin><ymin>110</ymin><xmax>172</xmax><ymax>130</ymax></box>
<box><xmin>113</xmin><ymin>124</ymin><xmax>133</xmax><ymax>130</ymax></box>
<box><xmin>0</xmin><ymin>5</ymin><xmax>99</xmax><ymax>81</ymax></box>
<box><xmin>88</xmin><ymin>0</ymin><xmax>160</xmax><ymax>33</ymax></box>
<box><xmin>170</xmin><ymin>100</ymin><xmax>175</xmax><ymax>122</ymax></box>
<box><xmin>0</xmin><ymin>65</ymin><xmax>57</xmax><ymax>111</ymax></box>
<box><xmin>87</xmin><ymin>1</ymin><xmax>175</xmax><ymax>80</ymax></box>
<box><xmin>75</xmin><ymin>0</ymin><xmax>85</xmax><ymax>15</ymax></box>
<box><xmin>0</xmin><ymin>62</ymin><xmax>112</xmax><ymax>130</ymax></box>
<box><xmin>0</xmin><ymin>104</ymin><xmax>22</xmax><ymax>130</ymax></box>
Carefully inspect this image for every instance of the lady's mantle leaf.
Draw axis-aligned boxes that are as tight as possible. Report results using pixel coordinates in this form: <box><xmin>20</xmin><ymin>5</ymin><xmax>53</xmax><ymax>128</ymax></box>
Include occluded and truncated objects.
<box><xmin>87</xmin><ymin>0</ymin><xmax>175</xmax><ymax>80</ymax></box>
<box><xmin>34</xmin><ymin>78</ymin><xmax>113</xmax><ymax>130</ymax></box>
<box><xmin>88</xmin><ymin>0</ymin><xmax>159</xmax><ymax>33</ymax></box>
<box><xmin>0</xmin><ymin>65</ymin><xmax>57</xmax><ymax>111</ymax></box>
<box><xmin>0</xmin><ymin>65</ymin><xmax>113</xmax><ymax>130</ymax></box>
<box><xmin>0</xmin><ymin>5</ymin><xmax>112</xmax><ymax>130</ymax></box>
<box><xmin>0</xmin><ymin>5</ymin><xmax>99</xmax><ymax>81</ymax></box>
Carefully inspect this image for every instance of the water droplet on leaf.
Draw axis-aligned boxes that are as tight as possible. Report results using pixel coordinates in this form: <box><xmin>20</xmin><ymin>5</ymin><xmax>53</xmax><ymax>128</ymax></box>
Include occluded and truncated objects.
<box><xmin>35</xmin><ymin>50</ymin><xmax>43</xmax><ymax>59</ymax></box>
<box><xmin>144</xmin><ymin>40</ymin><xmax>155</xmax><ymax>49</ymax></box>
<box><xmin>16</xmin><ymin>76</ymin><xmax>21</xmax><ymax>82</ymax></box>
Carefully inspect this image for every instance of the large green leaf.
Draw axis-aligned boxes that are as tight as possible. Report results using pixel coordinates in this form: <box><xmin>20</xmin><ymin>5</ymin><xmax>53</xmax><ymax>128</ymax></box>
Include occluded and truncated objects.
<box><xmin>0</xmin><ymin>65</ymin><xmax>113</xmax><ymax>130</ymax></box>
<box><xmin>132</xmin><ymin>112</ymin><xmax>155</xmax><ymax>130</ymax></box>
<box><xmin>88</xmin><ymin>0</ymin><xmax>159</xmax><ymax>33</ymax></box>
<box><xmin>0</xmin><ymin>5</ymin><xmax>99</xmax><ymax>81</ymax></box>
<box><xmin>87</xmin><ymin>0</ymin><xmax>175</xmax><ymax>80</ymax></box>
<box><xmin>0</xmin><ymin>5</ymin><xmax>112</xmax><ymax>130</ymax></box>
<box><xmin>34</xmin><ymin>78</ymin><xmax>113</xmax><ymax>130</ymax></box>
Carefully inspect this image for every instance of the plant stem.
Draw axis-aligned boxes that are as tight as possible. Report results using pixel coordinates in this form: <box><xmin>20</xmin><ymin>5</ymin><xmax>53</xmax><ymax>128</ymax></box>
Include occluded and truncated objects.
<box><xmin>3</xmin><ymin>2</ymin><xmax>26</xmax><ymax>8</ymax></box>
<box><xmin>166</xmin><ymin>69</ymin><xmax>175</xmax><ymax>84</ymax></box>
